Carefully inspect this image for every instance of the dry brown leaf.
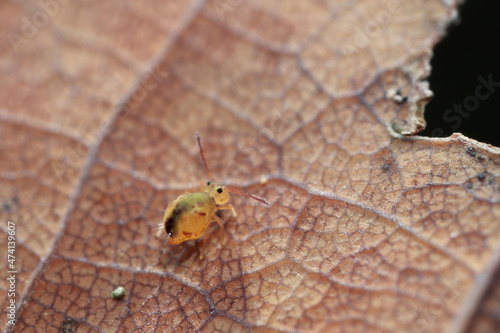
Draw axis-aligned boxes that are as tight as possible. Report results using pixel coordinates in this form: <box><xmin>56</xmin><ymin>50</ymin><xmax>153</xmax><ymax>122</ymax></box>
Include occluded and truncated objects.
<box><xmin>1</xmin><ymin>0</ymin><xmax>500</xmax><ymax>332</ymax></box>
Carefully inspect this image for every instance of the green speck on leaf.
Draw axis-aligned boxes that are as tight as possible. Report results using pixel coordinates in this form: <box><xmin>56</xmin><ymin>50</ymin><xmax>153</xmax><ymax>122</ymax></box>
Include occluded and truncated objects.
<box><xmin>112</xmin><ymin>286</ymin><xmax>126</xmax><ymax>300</ymax></box>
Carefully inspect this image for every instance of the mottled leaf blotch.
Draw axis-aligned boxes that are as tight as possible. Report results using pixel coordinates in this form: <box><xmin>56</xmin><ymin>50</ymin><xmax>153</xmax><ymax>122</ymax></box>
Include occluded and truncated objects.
<box><xmin>392</xmin><ymin>89</ymin><xmax>408</xmax><ymax>104</ymax></box>
<box><xmin>381</xmin><ymin>163</ymin><xmax>391</xmax><ymax>173</ymax></box>
<box><xmin>466</xmin><ymin>147</ymin><xmax>476</xmax><ymax>158</ymax></box>
<box><xmin>60</xmin><ymin>319</ymin><xmax>79</xmax><ymax>333</ymax></box>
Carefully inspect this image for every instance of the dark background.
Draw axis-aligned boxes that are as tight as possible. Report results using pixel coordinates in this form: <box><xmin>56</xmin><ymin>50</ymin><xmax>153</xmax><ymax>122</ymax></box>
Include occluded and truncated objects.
<box><xmin>420</xmin><ymin>0</ymin><xmax>500</xmax><ymax>146</ymax></box>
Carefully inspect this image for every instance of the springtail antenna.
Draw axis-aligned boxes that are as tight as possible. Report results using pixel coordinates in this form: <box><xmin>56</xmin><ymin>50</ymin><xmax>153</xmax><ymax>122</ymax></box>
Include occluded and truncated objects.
<box><xmin>225</xmin><ymin>187</ymin><xmax>270</xmax><ymax>205</ymax></box>
<box><xmin>196</xmin><ymin>132</ymin><xmax>215</xmax><ymax>181</ymax></box>
<box><xmin>196</xmin><ymin>132</ymin><xmax>270</xmax><ymax>206</ymax></box>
